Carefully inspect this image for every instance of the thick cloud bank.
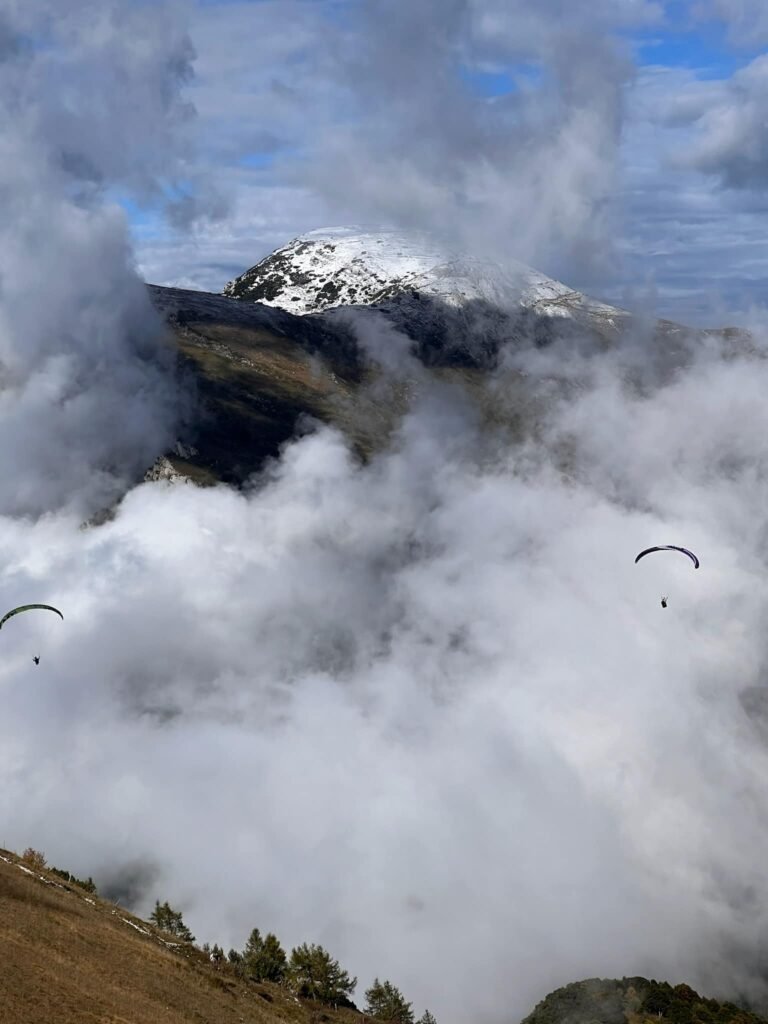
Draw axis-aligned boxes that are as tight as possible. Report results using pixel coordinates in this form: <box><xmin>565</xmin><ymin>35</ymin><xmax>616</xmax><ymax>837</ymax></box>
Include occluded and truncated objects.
<box><xmin>3</xmin><ymin>311</ymin><xmax>768</xmax><ymax>1024</ymax></box>
<box><xmin>0</xmin><ymin>1</ymin><xmax>193</xmax><ymax>518</ymax></box>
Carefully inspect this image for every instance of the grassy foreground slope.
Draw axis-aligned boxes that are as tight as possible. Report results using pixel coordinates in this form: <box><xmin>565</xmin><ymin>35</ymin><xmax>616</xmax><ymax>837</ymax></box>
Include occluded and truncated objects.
<box><xmin>0</xmin><ymin>848</ymin><xmax>360</xmax><ymax>1024</ymax></box>
<box><xmin>4</xmin><ymin>847</ymin><xmax>768</xmax><ymax>1024</ymax></box>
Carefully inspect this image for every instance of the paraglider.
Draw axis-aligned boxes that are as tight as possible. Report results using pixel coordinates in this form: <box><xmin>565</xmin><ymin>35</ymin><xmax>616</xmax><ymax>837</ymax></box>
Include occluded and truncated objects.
<box><xmin>635</xmin><ymin>546</ymin><xmax>699</xmax><ymax>608</ymax></box>
<box><xmin>0</xmin><ymin>605</ymin><xmax>63</xmax><ymax>664</ymax></box>
<box><xmin>0</xmin><ymin>604</ymin><xmax>63</xmax><ymax>630</ymax></box>
<box><xmin>634</xmin><ymin>546</ymin><xmax>700</xmax><ymax>569</ymax></box>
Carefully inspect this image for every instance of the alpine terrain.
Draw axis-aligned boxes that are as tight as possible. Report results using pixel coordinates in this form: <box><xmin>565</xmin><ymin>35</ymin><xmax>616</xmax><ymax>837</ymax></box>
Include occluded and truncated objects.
<box><xmin>146</xmin><ymin>228</ymin><xmax>747</xmax><ymax>491</ymax></box>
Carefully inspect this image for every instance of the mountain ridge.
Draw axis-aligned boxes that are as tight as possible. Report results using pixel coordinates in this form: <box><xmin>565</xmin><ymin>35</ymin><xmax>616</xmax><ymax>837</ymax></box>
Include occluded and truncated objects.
<box><xmin>221</xmin><ymin>228</ymin><xmax>631</xmax><ymax>330</ymax></box>
<box><xmin>145</xmin><ymin>249</ymin><xmax>752</xmax><ymax>495</ymax></box>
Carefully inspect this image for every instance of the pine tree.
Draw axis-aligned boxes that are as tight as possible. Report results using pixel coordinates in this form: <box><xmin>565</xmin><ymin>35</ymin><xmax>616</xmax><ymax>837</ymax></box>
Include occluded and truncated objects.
<box><xmin>364</xmin><ymin>978</ymin><xmax>414</xmax><ymax>1023</ymax></box>
<box><xmin>242</xmin><ymin>928</ymin><xmax>287</xmax><ymax>983</ymax></box>
<box><xmin>417</xmin><ymin>1011</ymin><xmax>437</xmax><ymax>1024</ymax></box>
<box><xmin>149</xmin><ymin>900</ymin><xmax>195</xmax><ymax>942</ymax></box>
<box><xmin>287</xmin><ymin>942</ymin><xmax>356</xmax><ymax>1005</ymax></box>
<box><xmin>261</xmin><ymin>933</ymin><xmax>287</xmax><ymax>982</ymax></box>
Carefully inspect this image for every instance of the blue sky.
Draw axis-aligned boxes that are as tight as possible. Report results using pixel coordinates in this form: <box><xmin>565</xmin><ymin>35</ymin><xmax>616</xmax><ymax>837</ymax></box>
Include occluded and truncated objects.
<box><xmin>631</xmin><ymin>0</ymin><xmax>760</xmax><ymax>75</ymax></box>
<box><xmin>118</xmin><ymin>0</ymin><xmax>768</xmax><ymax>327</ymax></box>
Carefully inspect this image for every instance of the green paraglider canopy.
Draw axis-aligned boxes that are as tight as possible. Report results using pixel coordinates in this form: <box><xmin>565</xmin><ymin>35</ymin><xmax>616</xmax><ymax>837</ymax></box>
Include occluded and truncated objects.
<box><xmin>0</xmin><ymin>604</ymin><xmax>64</xmax><ymax>630</ymax></box>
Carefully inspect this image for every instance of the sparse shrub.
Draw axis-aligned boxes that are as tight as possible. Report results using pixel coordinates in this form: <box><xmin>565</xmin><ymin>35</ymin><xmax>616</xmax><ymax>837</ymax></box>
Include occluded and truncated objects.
<box><xmin>364</xmin><ymin>978</ymin><xmax>414</xmax><ymax>1023</ymax></box>
<box><xmin>21</xmin><ymin>847</ymin><xmax>47</xmax><ymax>871</ymax></box>
<box><xmin>206</xmin><ymin>973</ymin><xmax>235</xmax><ymax>993</ymax></box>
<box><xmin>149</xmin><ymin>899</ymin><xmax>195</xmax><ymax>942</ymax></box>
<box><xmin>286</xmin><ymin>942</ymin><xmax>356</xmax><ymax>1005</ymax></box>
<box><xmin>242</xmin><ymin>927</ymin><xmax>287</xmax><ymax>983</ymax></box>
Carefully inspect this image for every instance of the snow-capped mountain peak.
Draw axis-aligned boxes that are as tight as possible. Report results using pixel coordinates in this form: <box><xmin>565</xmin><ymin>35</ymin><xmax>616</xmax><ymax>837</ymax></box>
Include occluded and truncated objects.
<box><xmin>223</xmin><ymin>228</ymin><xmax>626</xmax><ymax>327</ymax></box>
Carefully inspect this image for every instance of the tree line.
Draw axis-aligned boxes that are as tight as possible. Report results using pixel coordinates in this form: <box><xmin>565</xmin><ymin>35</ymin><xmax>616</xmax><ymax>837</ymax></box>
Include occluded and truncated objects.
<box><xmin>19</xmin><ymin>850</ymin><xmax>436</xmax><ymax>1024</ymax></box>
<box><xmin>152</xmin><ymin>902</ymin><xmax>436</xmax><ymax>1024</ymax></box>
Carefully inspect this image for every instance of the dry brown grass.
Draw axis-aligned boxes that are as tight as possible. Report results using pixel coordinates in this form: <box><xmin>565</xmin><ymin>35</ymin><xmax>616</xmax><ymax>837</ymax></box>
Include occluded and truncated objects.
<box><xmin>0</xmin><ymin>849</ymin><xmax>362</xmax><ymax>1024</ymax></box>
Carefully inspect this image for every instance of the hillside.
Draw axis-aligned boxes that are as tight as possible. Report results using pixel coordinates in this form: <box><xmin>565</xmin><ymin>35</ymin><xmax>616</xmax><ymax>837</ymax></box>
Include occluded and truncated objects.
<box><xmin>520</xmin><ymin>978</ymin><xmax>768</xmax><ymax>1024</ymax></box>
<box><xmin>146</xmin><ymin>283</ymin><xmax>543</xmax><ymax>489</ymax></box>
<box><xmin>4</xmin><ymin>847</ymin><xmax>768</xmax><ymax>1024</ymax></box>
<box><xmin>144</xmin><ymin>229</ymin><xmax>754</xmax><ymax>494</ymax></box>
<box><xmin>147</xmin><ymin>273</ymin><xmax>750</xmax><ymax>492</ymax></box>
<box><xmin>0</xmin><ymin>847</ymin><xmax>362</xmax><ymax>1024</ymax></box>
<box><xmin>220</xmin><ymin>229</ymin><xmax>750</xmax><ymax>357</ymax></box>
<box><xmin>147</xmin><ymin>284</ymin><xmax>366</xmax><ymax>488</ymax></box>
<box><xmin>220</xmin><ymin>229</ymin><xmax>642</xmax><ymax>363</ymax></box>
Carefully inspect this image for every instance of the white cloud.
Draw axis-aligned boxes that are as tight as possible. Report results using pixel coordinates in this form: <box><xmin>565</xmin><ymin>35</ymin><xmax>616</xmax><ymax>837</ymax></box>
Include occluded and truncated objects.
<box><xmin>694</xmin><ymin>0</ymin><xmax>768</xmax><ymax>45</ymax></box>
<box><xmin>674</xmin><ymin>55</ymin><xmax>768</xmax><ymax>188</ymax></box>
<box><xmin>134</xmin><ymin>178</ymin><xmax>332</xmax><ymax>291</ymax></box>
<box><xmin>566</xmin><ymin>63</ymin><xmax>768</xmax><ymax>326</ymax></box>
<box><xmin>0</xmin><ymin>1</ymin><xmax>198</xmax><ymax>517</ymax></box>
<box><xmin>5</xmin><ymin>316</ymin><xmax>768</xmax><ymax>1020</ymax></box>
<box><xmin>138</xmin><ymin>0</ymin><xmax>645</xmax><ymax>292</ymax></box>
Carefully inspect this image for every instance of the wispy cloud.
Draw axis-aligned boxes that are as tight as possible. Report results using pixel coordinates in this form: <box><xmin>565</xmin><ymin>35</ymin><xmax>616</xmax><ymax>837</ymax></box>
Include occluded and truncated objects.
<box><xmin>694</xmin><ymin>0</ymin><xmax>768</xmax><ymax>45</ymax></box>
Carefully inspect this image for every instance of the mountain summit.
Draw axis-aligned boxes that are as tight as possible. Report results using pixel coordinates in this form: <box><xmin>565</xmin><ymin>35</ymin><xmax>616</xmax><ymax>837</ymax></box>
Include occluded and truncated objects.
<box><xmin>222</xmin><ymin>228</ymin><xmax>627</xmax><ymax>330</ymax></box>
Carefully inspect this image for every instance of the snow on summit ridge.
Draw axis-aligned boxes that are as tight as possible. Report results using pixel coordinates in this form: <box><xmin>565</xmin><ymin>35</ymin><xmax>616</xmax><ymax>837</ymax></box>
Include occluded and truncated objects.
<box><xmin>222</xmin><ymin>229</ymin><xmax>626</xmax><ymax>326</ymax></box>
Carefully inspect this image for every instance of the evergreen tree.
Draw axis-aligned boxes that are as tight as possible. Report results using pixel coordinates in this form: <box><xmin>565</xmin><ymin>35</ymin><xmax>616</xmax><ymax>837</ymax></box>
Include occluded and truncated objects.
<box><xmin>364</xmin><ymin>978</ymin><xmax>414</xmax><ymax>1023</ymax></box>
<box><xmin>149</xmin><ymin>900</ymin><xmax>195</xmax><ymax>942</ymax></box>
<box><xmin>287</xmin><ymin>942</ymin><xmax>356</xmax><ymax>1005</ymax></box>
<box><xmin>211</xmin><ymin>944</ymin><xmax>225</xmax><ymax>964</ymax></box>
<box><xmin>417</xmin><ymin>1011</ymin><xmax>437</xmax><ymax>1024</ymax></box>
<box><xmin>50</xmin><ymin>866</ymin><xmax>97</xmax><ymax>893</ymax></box>
<box><xmin>260</xmin><ymin>933</ymin><xmax>287</xmax><ymax>982</ymax></box>
<box><xmin>242</xmin><ymin>928</ymin><xmax>287</xmax><ymax>983</ymax></box>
